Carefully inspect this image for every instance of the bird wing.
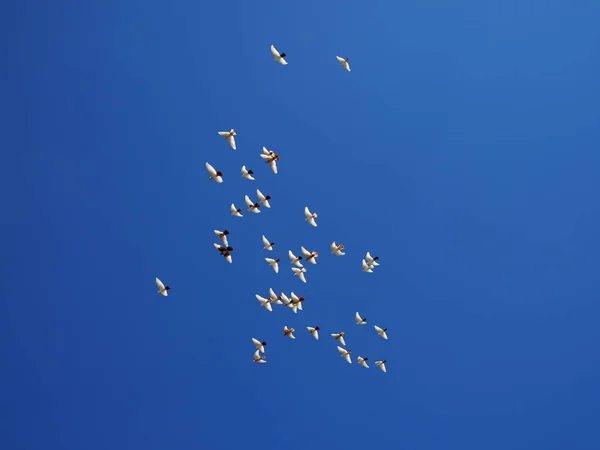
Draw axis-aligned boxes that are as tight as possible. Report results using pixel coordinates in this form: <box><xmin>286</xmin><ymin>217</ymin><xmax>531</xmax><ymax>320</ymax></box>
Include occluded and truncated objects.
<box><xmin>205</xmin><ymin>162</ymin><xmax>216</xmax><ymax>176</ymax></box>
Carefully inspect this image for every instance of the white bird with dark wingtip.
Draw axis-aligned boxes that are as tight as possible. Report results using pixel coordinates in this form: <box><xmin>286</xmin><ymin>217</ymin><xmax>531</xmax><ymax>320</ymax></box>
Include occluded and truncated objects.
<box><xmin>214</xmin><ymin>229</ymin><xmax>230</xmax><ymax>247</ymax></box>
<box><xmin>265</xmin><ymin>257</ymin><xmax>280</xmax><ymax>273</ymax></box>
<box><xmin>262</xmin><ymin>235</ymin><xmax>275</xmax><ymax>251</ymax></box>
<box><xmin>241</xmin><ymin>165</ymin><xmax>255</xmax><ymax>181</ymax></box>
<box><xmin>300</xmin><ymin>246</ymin><xmax>319</xmax><ymax>264</ymax></box>
<box><xmin>304</xmin><ymin>206</ymin><xmax>318</xmax><ymax>227</ymax></box>
<box><xmin>307</xmin><ymin>326</ymin><xmax>320</xmax><ymax>340</ymax></box>
<box><xmin>268</xmin><ymin>288</ymin><xmax>283</xmax><ymax>305</ymax></box>
<box><xmin>253</xmin><ymin>350</ymin><xmax>267</xmax><ymax>363</ymax></box>
<box><xmin>330</xmin><ymin>241</ymin><xmax>345</xmax><ymax>256</ymax></box>
<box><xmin>205</xmin><ymin>162</ymin><xmax>223</xmax><ymax>183</ymax></box>
<box><xmin>218</xmin><ymin>129</ymin><xmax>237</xmax><ymax>150</ymax></box>
<box><xmin>292</xmin><ymin>266</ymin><xmax>307</xmax><ymax>283</ymax></box>
<box><xmin>252</xmin><ymin>338</ymin><xmax>267</xmax><ymax>354</ymax></box>
<box><xmin>331</xmin><ymin>332</ymin><xmax>347</xmax><ymax>346</ymax></box>
<box><xmin>283</xmin><ymin>326</ymin><xmax>295</xmax><ymax>339</ymax></box>
<box><xmin>244</xmin><ymin>194</ymin><xmax>261</xmax><ymax>214</ymax></box>
<box><xmin>288</xmin><ymin>250</ymin><xmax>303</xmax><ymax>267</ymax></box>
<box><xmin>338</xmin><ymin>346</ymin><xmax>352</xmax><ymax>364</ymax></box>
<box><xmin>287</xmin><ymin>293</ymin><xmax>305</xmax><ymax>313</ymax></box>
<box><xmin>271</xmin><ymin>44</ymin><xmax>288</xmax><ymax>65</ymax></box>
<box><xmin>375</xmin><ymin>360</ymin><xmax>387</xmax><ymax>373</ymax></box>
<box><xmin>336</xmin><ymin>56</ymin><xmax>351</xmax><ymax>72</ymax></box>
<box><xmin>355</xmin><ymin>312</ymin><xmax>367</xmax><ymax>325</ymax></box>
<box><xmin>362</xmin><ymin>259</ymin><xmax>374</xmax><ymax>273</ymax></box>
<box><xmin>230</xmin><ymin>203</ymin><xmax>243</xmax><ymax>217</ymax></box>
<box><xmin>255</xmin><ymin>294</ymin><xmax>274</xmax><ymax>312</ymax></box>
<box><xmin>260</xmin><ymin>147</ymin><xmax>279</xmax><ymax>174</ymax></box>
<box><xmin>357</xmin><ymin>356</ymin><xmax>369</xmax><ymax>368</ymax></box>
<box><xmin>213</xmin><ymin>243</ymin><xmax>233</xmax><ymax>263</ymax></box>
<box><xmin>374</xmin><ymin>325</ymin><xmax>388</xmax><ymax>340</ymax></box>
<box><xmin>256</xmin><ymin>189</ymin><xmax>272</xmax><ymax>208</ymax></box>
<box><xmin>155</xmin><ymin>277</ymin><xmax>171</xmax><ymax>296</ymax></box>
<box><xmin>365</xmin><ymin>252</ymin><xmax>380</xmax><ymax>267</ymax></box>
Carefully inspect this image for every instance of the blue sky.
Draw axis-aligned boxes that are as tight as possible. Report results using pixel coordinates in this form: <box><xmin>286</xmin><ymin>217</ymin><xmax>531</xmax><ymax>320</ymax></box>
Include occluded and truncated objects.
<box><xmin>4</xmin><ymin>0</ymin><xmax>600</xmax><ymax>449</ymax></box>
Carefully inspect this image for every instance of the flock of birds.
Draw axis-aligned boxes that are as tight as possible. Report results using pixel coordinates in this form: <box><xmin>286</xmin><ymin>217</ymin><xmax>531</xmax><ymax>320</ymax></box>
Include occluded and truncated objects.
<box><xmin>154</xmin><ymin>45</ymin><xmax>390</xmax><ymax>373</ymax></box>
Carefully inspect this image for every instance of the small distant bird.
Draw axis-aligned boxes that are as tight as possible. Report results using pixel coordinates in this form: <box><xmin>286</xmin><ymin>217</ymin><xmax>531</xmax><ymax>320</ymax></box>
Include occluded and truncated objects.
<box><xmin>253</xmin><ymin>350</ymin><xmax>267</xmax><ymax>363</ymax></box>
<box><xmin>331</xmin><ymin>332</ymin><xmax>347</xmax><ymax>346</ymax></box>
<box><xmin>256</xmin><ymin>189</ymin><xmax>272</xmax><ymax>208</ymax></box>
<box><xmin>336</xmin><ymin>56</ymin><xmax>351</xmax><ymax>72</ymax></box>
<box><xmin>286</xmin><ymin>292</ymin><xmax>305</xmax><ymax>313</ymax></box>
<box><xmin>244</xmin><ymin>194</ymin><xmax>261</xmax><ymax>214</ymax></box>
<box><xmin>283</xmin><ymin>326</ymin><xmax>295</xmax><ymax>339</ymax></box>
<box><xmin>268</xmin><ymin>288</ymin><xmax>283</xmax><ymax>304</ymax></box>
<box><xmin>218</xmin><ymin>129</ymin><xmax>237</xmax><ymax>150</ymax></box>
<box><xmin>252</xmin><ymin>338</ymin><xmax>267</xmax><ymax>354</ymax></box>
<box><xmin>337</xmin><ymin>346</ymin><xmax>352</xmax><ymax>364</ymax></box>
<box><xmin>365</xmin><ymin>252</ymin><xmax>380</xmax><ymax>267</ymax></box>
<box><xmin>362</xmin><ymin>259</ymin><xmax>374</xmax><ymax>273</ymax></box>
<box><xmin>307</xmin><ymin>326</ymin><xmax>320</xmax><ymax>340</ymax></box>
<box><xmin>271</xmin><ymin>44</ymin><xmax>288</xmax><ymax>65</ymax></box>
<box><xmin>355</xmin><ymin>312</ymin><xmax>367</xmax><ymax>325</ymax></box>
<box><xmin>260</xmin><ymin>147</ymin><xmax>279</xmax><ymax>174</ymax></box>
<box><xmin>330</xmin><ymin>241</ymin><xmax>345</xmax><ymax>256</ymax></box>
<box><xmin>375</xmin><ymin>360</ymin><xmax>387</xmax><ymax>373</ymax></box>
<box><xmin>288</xmin><ymin>250</ymin><xmax>303</xmax><ymax>267</ymax></box>
<box><xmin>357</xmin><ymin>356</ymin><xmax>369</xmax><ymax>368</ymax></box>
<box><xmin>155</xmin><ymin>277</ymin><xmax>171</xmax><ymax>296</ymax></box>
<box><xmin>292</xmin><ymin>266</ymin><xmax>307</xmax><ymax>283</ymax></box>
<box><xmin>214</xmin><ymin>229</ymin><xmax>229</xmax><ymax>247</ymax></box>
<box><xmin>265</xmin><ymin>257</ymin><xmax>280</xmax><ymax>273</ymax></box>
<box><xmin>205</xmin><ymin>162</ymin><xmax>223</xmax><ymax>183</ymax></box>
<box><xmin>304</xmin><ymin>206</ymin><xmax>318</xmax><ymax>227</ymax></box>
<box><xmin>374</xmin><ymin>325</ymin><xmax>388</xmax><ymax>340</ymax></box>
<box><xmin>262</xmin><ymin>235</ymin><xmax>275</xmax><ymax>251</ymax></box>
<box><xmin>230</xmin><ymin>203</ymin><xmax>243</xmax><ymax>217</ymax></box>
<box><xmin>255</xmin><ymin>294</ymin><xmax>273</xmax><ymax>312</ymax></box>
<box><xmin>214</xmin><ymin>243</ymin><xmax>233</xmax><ymax>263</ymax></box>
<box><xmin>300</xmin><ymin>246</ymin><xmax>319</xmax><ymax>264</ymax></box>
<box><xmin>241</xmin><ymin>165</ymin><xmax>255</xmax><ymax>181</ymax></box>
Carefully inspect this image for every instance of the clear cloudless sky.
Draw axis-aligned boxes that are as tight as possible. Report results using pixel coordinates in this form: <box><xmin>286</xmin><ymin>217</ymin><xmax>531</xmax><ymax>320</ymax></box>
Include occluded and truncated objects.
<box><xmin>4</xmin><ymin>0</ymin><xmax>600</xmax><ymax>449</ymax></box>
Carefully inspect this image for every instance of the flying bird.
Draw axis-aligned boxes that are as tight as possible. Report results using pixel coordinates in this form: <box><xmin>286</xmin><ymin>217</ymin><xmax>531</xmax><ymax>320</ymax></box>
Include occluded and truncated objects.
<box><xmin>288</xmin><ymin>250</ymin><xmax>303</xmax><ymax>267</ymax></box>
<box><xmin>300</xmin><ymin>246</ymin><xmax>319</xmax><ymax>264</ymax></box>
<box><xmin>331</xmin><ymin>332</ymin><xmax>347</xmax><ymax>346</ymax></box>
<box><xmin>256</xmin><ymin>294</ymin><xmax>274</xmax><ymax>312</ymax></box>
<box><xmin>357</xmin><ymin>356</ymin><xmax>369</xmax><ymax>368</ymax></box>
<box><xmin>214</xmin><ymin>229</ymin><xmax>229</xmax><ymax>247</ymax></box>
<box><xmin>262</xmin><ymin>235</ymin><xmax>275</xmax><ymax>251</ymax></box>
<box><xmin>362</xmin><ymin>259</ymin><xmax>374</xmax><ymax>273</ymax></box>
<box><xmin>336</xmin><ymin>56</ymin><xmax>351</xmax><ymax>72</ymax></box>
<box><xmin>374</xmin><ymin>325</ymin><xmax>388</xmax><ymax>340</ymax></box>
<box><xmin>304</xmin><ymin>206</ymin><xmax>318</xmax><ymax>227</ymax></box>
<box><xmin>330</xmin><ymin>241</ymin><xmax>345</xmax><ymax>256</ymax></box>
<box><xmin>155</xmin><ymin>277</ymin><xmax>171</xmax><ymax>296</ymax></box>
<box><xmin>307</xmin><ymin>326</ymin><xmax>320</xmax><ymax>340</ymax></box>
<box><xmin>375</xmin><ymin>360</ymin><xmax>387</xmax><ymax>373</ymax></box>
<box><xmin>218</xmin><ymin>129</ymin><xmax>237</xmax><ymax>150</ymax></box>
<box><xmin>265</xmin><ymin>257</ymin><xmax>280</xmax><ymax>273</ymax></box>
<box><xmin>252</xmin><ymin>338</ymin><xmax>267</xmax><ymax>354</ymax></box>
<box><xmin>355</xmin><ymin>312</ymin><xmax>367</xmax><ymax>325</ymax></box>
<box><xmin>271</xmin><ymin>44</ymin><xmax>288</xmax><ymax>65</ymax></box>
<box><xmin>241</xmin><ymin>165</ymin><xmax>255</xmax><ymax>181</ymax></box>
<box><xmin>365</xmin><ymin>252</ymin><xmax>380</xmax><ymax>267</ymax></box>
<box><xmin>283</xmin><ymin>326</ymin><xmax>296</xmax><ymax>339</ymax></box>
<box><xmin>292</xmin><ymin>266</ymin><xmax>307</xmax><ymax>283</ymax></box>
<box><xmin>256</xmin><ymin>189</ymin><xmax>272</xmax><ymax>208</ymax></box>
<box><xmin>230</xmin><ymin>203</ymin><xmax>243</xmax><ymax>217</ymax></box>
<box><xmin>205</xmin><ymin>162</ymin><xmax>223</xmax><ymax>183</ymax></box>
<box><xmin>253</xmin><ymin>350</ymin><xmax>267</xmax><ymax>363</ymax></box>
<box><xmin>260</xmin><ymin>147</ymin><xmax>279</xmax><ymax>174</ymax></box>
<box><xmin>337</xmin><ymin>346</ymin><xmax>352</xmax><ymax>364</ymax></box>
<box><xmin>244</xmin><ymin>194</ymin><xmax>261</xmax><ymax>213</ymax></box>
<box><xmin>214</xmin><ymin>243</ymin><xmax>233</xmax><ymax>263</ymax></box>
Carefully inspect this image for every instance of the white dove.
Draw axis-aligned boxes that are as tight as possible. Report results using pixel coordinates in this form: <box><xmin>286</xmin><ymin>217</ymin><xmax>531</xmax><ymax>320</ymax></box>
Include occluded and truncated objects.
<box><xmin>253</xmin><ymin>350</ymin><xmax>267</xmax><ymax>363</ymax></box>
<box><xmin>365</xmin><ymin>252</ymin><xmax>380</xmax><ymax>267</ymax></box>
<box><xmin>213</xmin><ymin>243</ymin><xmax>233</xmax><ymax>263</ymax></box>
<box><xmin>374</xmin><ymin>325</ymin><xmax>388</xmax><ymax>340</ymax></box>
<box><xmin>265</xmin><ymin>257</ymin><xmax>280</xmax><ymax>273</ymax></box>
<box><xmin>271</xmin><ymin>44</ymin><xmax>288</xmax><ymax>65</ymax></box>
<box><xmin>336</xmin><ymin>56</ymin><xmax>351</xmax><ymax>72</ymax></box>
<box><xmin>304</xmin><ymin>206</ymin><xmax>318</xmax><ymax>227</ymax></box>
<box><xmin>268</xmin><ymin>288</ymin><xmax>283</xmax><ymax>305</ymax></box>
<box><xmin>256</xmin><ymin>189</ymin><xmax>272</xmax><ymax>208</ymax></box>
<box><xmin>355</xmin><ymin>312</ymin><xmax>367</xmax><ymax>325</ymax></box>
<box><xmin>252</xmin><ymin>338</ymin><xmax>267</xmax><ymax>354</ymax></box>
<box><xmin>218</xmin><ymin>129</ymin><xmax>237</xmax><ymax>150</ymax></box>
<box><xmin>283</xmin><ymin>326</ymin><xmax>295</xmax><ymax>339</ymax></box>
<box><xmin>331</xmin><ymin>332</ymin><xmax>347</xmax><ymax>346</ymax></box>
<box><xmin>155</xmin><ymin>277</ymin><xmax>171</xmax><ymax>296</ymax></box>
<box><xmin>205</xmin><ymin>162</ymin><xmax>223</xmax><ymax>183</ymax></box>
<box><xmin>244</xmin><ymin>194</ymin><xmax>261</xmax><ymax>214</ymax></box>
<box><xmin>230</xmin><ymin>203</ymin><xmax>243</xmax><ymax>217</ymax></box>
<box><xmin>330</xmin><ymin>241</ymin><xmax>345</xmax><ymax>256</ymax></box>
<box><xmin>288</xmin><ymin>250</ymin><xmax>304</xmax><ymax>267</ymax></box>
<box><xmin>241</xmin><ymin>165</ymin><xmax>255</xmax><ymax>180</ymax></box>
<box><xmin>357</xmin><ymin>356</ymin><xmax>369</xmax><ymax>368</ymax></box>
<box><xmin>262</xmin><ymin>235</ymin><xmax>275</xmax><ymax>251</ymax></box>
<box><xmin>255</xmin><ymin>294</ymin><xmax>273</xmax><ymax>312</ymax></box>
<box><xmin>375</xmin><ymin>360</ymin><xmax>387</xmax><ymax>373</ymax></box>
<box><xmin>307</xmin><ymin>326</ymin><xmax>320</xmax><ymax>340</ymax></box>
<box><xmin>337</xmin><ymin>346</ymin><xmax>352</xmax><ymax>364</ymax></box>
<box><xmin>300</xmin><ymin>246</ymin><xmax>319</xmax><ymax>264</ymax></box>
<box><xmin>260</xmin><ymin>147</ymin><xmax>279</xmax><ymax>174</ymax></box>
<box><xmin>292</xmin><ymin>266</ymin><xmax>307</xmax><ymax>283</ymax></box>
<box><xmin>214</xmin><ymin>229</ymin><xmax>229</xmax><ymax>247</ymax></box>
<box><xmin>362</xmin><ymin>259</ymin><xmax>374</xmax><ymax>273</ymax></box>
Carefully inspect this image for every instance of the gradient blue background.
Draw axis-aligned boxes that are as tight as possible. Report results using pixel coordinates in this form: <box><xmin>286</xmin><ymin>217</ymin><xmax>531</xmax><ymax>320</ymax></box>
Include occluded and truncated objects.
<box><xmin>4</xmin><ymin>1</ymin><xmax>600</xmax><ymax>449</ymax></box>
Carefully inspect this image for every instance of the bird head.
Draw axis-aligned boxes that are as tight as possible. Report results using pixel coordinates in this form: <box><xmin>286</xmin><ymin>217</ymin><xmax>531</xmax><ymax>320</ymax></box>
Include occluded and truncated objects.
<box><xmin>223</xmin><ymin>230</ymin><xmax>230</xmax><ymax>235</ymax></box>
<box><xmin>216</xmin><ymin>170</ymin><xmax>223</xmax><ymax>176</ymax></box>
